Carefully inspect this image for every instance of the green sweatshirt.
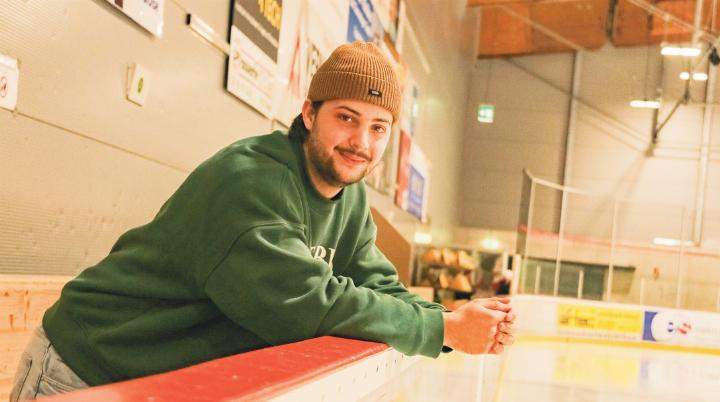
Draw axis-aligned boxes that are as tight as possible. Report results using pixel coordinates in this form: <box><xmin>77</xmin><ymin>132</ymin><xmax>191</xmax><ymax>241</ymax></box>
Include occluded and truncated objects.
<box><xmin>43</xmin><ymin>130</ymin><xmax>445</xmax><ymax>386</ymax></box>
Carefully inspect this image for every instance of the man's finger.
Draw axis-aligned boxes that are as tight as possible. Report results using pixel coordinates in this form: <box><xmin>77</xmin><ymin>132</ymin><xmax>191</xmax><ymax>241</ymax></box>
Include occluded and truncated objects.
<box><xmin>503</xmin><ymin>335</ymin><xmax>515</xmax><ymax>347</ymax></box>
<box><xmin>490</xmin><ymin>297</ymin><xmax>511</xmax><ymax>304</ymax></box>
<box><xmin>489</xmin><ymin>309</ymin><xmax>507</xmax><ymax>323</ymax></box>
<box><xmin>498</xmin><ymin>321</ymin><xmax>515</xmax><ymax>334</ymax></box>
<box><xmin>490</xmin><ymin>342</ymin><xmax>505</xmax><ymax>354</ymax></box>
<box><xmin>482</xmin><ymin>300</ymin><xmax>512</xmax><ymax>312</ymax></box>
<box><xmin>504</xmin><ymin>312</ymin><xmax>517</xmax><ymax>322</ymax></box>
<box><xmin>495</xmin><ymin>332</ymin><xmax>515</xmax><ymax>346</ymax></box>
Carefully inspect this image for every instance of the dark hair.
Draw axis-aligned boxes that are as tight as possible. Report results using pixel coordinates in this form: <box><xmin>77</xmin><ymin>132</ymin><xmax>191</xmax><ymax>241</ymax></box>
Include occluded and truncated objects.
<box><xmin>288</xmin><ymin>101</ymin><xmax>324</xmax><ymax>143</ymax></box>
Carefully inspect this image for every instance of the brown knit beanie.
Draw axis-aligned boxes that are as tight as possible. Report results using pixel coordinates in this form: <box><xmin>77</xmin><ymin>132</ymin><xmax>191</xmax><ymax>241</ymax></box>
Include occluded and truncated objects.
<box><xmin>308</xmin><ymin>41</ymin><xmax>402</xmax><ymax>122</ymax></box>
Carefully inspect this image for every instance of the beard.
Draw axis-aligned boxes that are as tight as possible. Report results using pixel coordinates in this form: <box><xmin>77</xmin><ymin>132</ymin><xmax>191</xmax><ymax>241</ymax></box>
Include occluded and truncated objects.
<box><xmin>305</xmin><ymin>130</ymin><xmax>373</xmax><ymax>188</ymax></box>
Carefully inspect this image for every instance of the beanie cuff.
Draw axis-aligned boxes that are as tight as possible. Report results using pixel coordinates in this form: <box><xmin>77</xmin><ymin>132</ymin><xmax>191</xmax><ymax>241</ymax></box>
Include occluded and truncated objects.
<box><xmin>308</xmin><ymin>71</ymin><xmax>401</xmax><ymax>121</ymax></box>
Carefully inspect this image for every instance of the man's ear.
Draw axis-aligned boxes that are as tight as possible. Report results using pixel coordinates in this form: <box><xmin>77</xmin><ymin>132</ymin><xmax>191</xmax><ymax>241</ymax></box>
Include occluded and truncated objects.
<box><xmin>301</xmin><ymin>99</ymin><xmax>315</xmax><ymax>130</ymax></box>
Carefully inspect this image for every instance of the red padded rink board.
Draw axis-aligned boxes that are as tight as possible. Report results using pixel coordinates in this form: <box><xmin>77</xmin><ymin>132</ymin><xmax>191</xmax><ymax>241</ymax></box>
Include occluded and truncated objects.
<box><xmin>37</xmin><ymin>336</ymin><xmax>388</xmax><ymax>402</ymax></box>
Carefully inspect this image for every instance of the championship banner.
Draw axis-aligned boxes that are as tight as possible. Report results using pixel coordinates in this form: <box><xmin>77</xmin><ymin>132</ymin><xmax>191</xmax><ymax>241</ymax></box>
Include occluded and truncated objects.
<box><xmin>227</xmin><ymin>0</ymin><xmax>282</xmax><ymax>118</ymax></box>
<box><xmin>106</xmin><ymin>0</ymin><xmax>165</xmax><ymax>37</ymax></box>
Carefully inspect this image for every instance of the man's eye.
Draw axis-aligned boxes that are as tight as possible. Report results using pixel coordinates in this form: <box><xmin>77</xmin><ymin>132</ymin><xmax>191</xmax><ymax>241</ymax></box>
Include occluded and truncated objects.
<box><xmin>373</xmin><ymin>125</ymin><xmax>387</xmax><ymax>134</ymax></box>
<box><xmin>339</xmin><ymin>114</ymin><xmax>353</xmax><ymax>122</ymax></box>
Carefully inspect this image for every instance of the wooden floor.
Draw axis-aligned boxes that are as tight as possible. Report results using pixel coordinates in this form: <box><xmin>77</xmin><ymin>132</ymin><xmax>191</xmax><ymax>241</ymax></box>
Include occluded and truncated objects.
<box><xmin>0</xmin><ymin>275</ymin><xmax>67</xmax><ymax>400</ymax></box>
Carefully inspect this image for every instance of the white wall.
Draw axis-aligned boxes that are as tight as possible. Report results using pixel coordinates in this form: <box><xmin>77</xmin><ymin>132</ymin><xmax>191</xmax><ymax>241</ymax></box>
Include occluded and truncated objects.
<box><xmin>461</xmin><ymin>44</ymin><xmax>720</xmax><ymax>246</ymax></box>
<box><xmin>0</xmin><ymin>0</ymin><xmax>476</xmax><ymax>275</ymax></box>
<box><xmin>460</xmin><ymin>53</ymin><xmax>574</xmax><ymax>231</ymax></box>
<box><xmin>459</xmin><ymin>43</ymin><xmax>720</xmax><ymax>309</ymax></box>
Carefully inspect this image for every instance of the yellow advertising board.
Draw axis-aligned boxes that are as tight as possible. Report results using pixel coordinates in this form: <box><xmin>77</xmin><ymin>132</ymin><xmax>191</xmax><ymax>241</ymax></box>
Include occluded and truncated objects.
<box><xmin>558</xmin><ymin>304</ymin><xmax>643</xmax><ymax>335</ymax></box>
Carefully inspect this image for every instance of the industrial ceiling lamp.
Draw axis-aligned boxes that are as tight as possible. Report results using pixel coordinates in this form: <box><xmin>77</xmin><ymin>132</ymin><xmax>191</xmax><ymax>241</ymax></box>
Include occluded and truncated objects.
<box><xmin>660</xmin><ymin>46</ymin><xmax>702</xmax><ymax>57</ymax></box>
<box><xmin>659</xmin><ymin>4</ymin><xmax>703</xmax><ymax>58</ymax></box>
<box><xmin>679</xmin><ymin>71</ymin><xmax>709</xmax><ymax>81</ymax></box>
<box><xmin>477</xmin><ymin>60</ymin><xmax>494</xmax><ymax>123</ymax></box>
<box><xmin>630</xmin><ymin>99</ymin><xmax>661</xmax><ymax>108</ymax></box>
<box><xmin>631</xmin><ymin>16</ymin><xmax>661</xmax><ymax>109</ymax></box>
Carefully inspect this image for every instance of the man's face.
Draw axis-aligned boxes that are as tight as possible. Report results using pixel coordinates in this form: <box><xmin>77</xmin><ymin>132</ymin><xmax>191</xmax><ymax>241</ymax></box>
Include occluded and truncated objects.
<box><xmin>302</xmin><ymin>98</ymin><xmax>392</xmax><ymax>197</ymax></box>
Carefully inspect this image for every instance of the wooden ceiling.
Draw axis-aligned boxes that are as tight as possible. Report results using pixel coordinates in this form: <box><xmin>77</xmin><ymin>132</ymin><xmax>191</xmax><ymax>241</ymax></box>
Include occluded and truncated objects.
<box><xmin>470</xmin><ymin>0</ymin><xmax>720</xmax><ymax>57</ymax></box>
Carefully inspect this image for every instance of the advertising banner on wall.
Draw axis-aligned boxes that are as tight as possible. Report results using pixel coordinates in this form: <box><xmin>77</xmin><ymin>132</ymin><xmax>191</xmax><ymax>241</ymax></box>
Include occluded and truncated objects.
<box><xmin>347</xmin><ymin>0</ymin><xmax>384</xmax><ymax>44</ymax></box>
<box><xmin>307</xmin><ymin>0</ymin><xmax>349</xmax><ymax>69</ymax></box>
<box><xmin>0</xmin><ymin>53</ymin><xmax>19</xmax><ymax>111</ymax></box>
<box><xmin>374</xmin><ymin>0</ymin><xmax>400</xmax><ymax>43</ymax></box>
<box><xmin>272</xmin><ymin>0</ymin><xmax>306</xmax><ymax>127</ymax></box>
<box><xmin>400</xmin><ymin>72</ymin><xmax>418</xmax><ymax>136</ymax></box>
<box><xmin>272</xmin><ymin>0</ymin><xmax>350</xmax><ymax>126</ymax></box>
<box><xmin>227</xmin><ymin>0</ymin><xmax>282</xmax><ymax>118</ymax></box>
<box><xmin>395</xmin><ymin>131</ymin><xmax>428</xmax><ymax>221</ymax></box>
<box><xmin>105</xmin><ymin>0</ymin><xmax>165</xmax><ymax>37</ymax></box>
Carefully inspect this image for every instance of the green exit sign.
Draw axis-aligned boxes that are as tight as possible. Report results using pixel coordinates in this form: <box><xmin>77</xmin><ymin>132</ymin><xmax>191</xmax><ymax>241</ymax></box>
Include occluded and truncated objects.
<box><xmin>477</xmin><ymin>104</ymin><xmax>494</xmax><ymax>123</ymax></box>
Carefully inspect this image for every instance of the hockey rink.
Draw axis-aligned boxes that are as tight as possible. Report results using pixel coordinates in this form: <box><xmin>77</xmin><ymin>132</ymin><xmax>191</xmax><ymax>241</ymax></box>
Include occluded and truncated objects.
<box><xmin>362</xmin><ymin>338</ymin><xmax>720</xmax><ymax>402</ymax></box>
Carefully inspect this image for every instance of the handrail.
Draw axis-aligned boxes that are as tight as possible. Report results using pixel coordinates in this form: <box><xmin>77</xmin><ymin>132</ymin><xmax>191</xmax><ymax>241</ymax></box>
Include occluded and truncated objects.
<box><xmin>36</xmin><ymin>336</ymin><xmax>413</xmax><ymax>402</ymax></box>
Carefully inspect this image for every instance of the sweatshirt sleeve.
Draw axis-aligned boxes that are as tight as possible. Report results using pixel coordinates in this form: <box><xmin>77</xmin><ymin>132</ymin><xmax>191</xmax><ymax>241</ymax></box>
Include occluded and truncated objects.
<box><xmin>348</xmin><ymin>238</ymin><xmax>445</xmax><ymax>311</ymax></box>
<box><xmin>202</xmin><ymin>222</ymin><xmax>445</xmax><ymax>358</ymax></box>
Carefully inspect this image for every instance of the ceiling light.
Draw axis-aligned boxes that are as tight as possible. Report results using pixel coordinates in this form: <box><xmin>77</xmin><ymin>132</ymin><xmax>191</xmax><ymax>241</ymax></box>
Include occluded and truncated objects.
<box><xmin>679</xmin><ymin>72</ymin><xmax>708</xmax><ymax>81</ymax></box>
<box><xmin>653</xmin><ymin>237</ymin><xmax>694</xmax><ymax>247</ymax></box>
<box><xmin>661</xmin><ymin>46</ymin><xmax>701</xmax><ymax>57</ymax></box>
<box><xmin>481</xmin><ymin>237</ymin><xmax>501</xmax><ymax>250</ymax></box>
<box><xmin>413</xmin><ymin>231</ymin><xmax>432</xmax><ymax>245</ymax></box>
<box><xmin>630</xmin><ymin>99</ymin><xmax>660</xmax><ymax>109</ymax></box>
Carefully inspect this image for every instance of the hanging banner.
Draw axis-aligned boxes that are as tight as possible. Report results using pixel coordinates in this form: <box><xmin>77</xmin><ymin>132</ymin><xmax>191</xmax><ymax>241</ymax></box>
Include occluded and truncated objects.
<box><xmin>374</xmin><ymin>0</ymin><xmax>400</xmax><ymax>43</ymax></box>
<box><xmin>308</xmin><ymin>0</ymin><xmax>349</xmax><ymax>67</ymax></box>
<box><xmin>227</xmin><ymin>0</ymin><xmax>283</xmax><ymax>118</ymax></box>
<box><xmin>347</xmin><ymin>0</ymin><xmax>384</xmax><ymax>44</ymax></box>
<box><xmin>395</xmin><ymin>131</ymin><xmax>429</xmax><ymax>221</ymax></box>
<box><xmin>0</xmin><ymin>53</ymin><xmax>19</xmax><ymax>111</ymax></box>
<box><xmin>105</xmin><ymin>0</ymin><xmax>165</xmax><ymax>37</ymax></box>
<box><xmin>273</xmin><ymin>0</ymin><xmax>307</xmax><ymax>127</ymax></box>
<box><xmin>406</xmin><ymin>142</ymin><xmax>428</xmax><ymax>220</ymax></box>
<box><xmin>394</xmin><ymin>130</ymin><xmax>411</xmax><ymax>210</ymax></box>
<box><xmin>400</xmin><ymin>72</ymin><xmax>418</xmax><ymax>136</ymax></box>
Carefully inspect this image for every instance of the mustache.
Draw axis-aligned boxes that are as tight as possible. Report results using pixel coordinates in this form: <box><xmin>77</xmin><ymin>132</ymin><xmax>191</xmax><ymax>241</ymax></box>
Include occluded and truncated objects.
<box><xmin>336</xmin><ymin>147</ymin><xmax>371</xmax><ymax>162</ymax></box>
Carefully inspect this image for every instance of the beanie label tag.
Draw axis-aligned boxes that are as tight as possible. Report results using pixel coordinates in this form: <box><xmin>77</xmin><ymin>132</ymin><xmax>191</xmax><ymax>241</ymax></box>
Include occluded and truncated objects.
<box><xmin>368</xmin><ymin>89</ymin><xmax>382</xmax><ymax>97</ymax></box>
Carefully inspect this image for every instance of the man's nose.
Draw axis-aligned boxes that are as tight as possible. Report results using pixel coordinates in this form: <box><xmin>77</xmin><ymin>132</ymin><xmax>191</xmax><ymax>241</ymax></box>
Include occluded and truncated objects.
<box><xmin>349</xmin><ymin>127</ymin><xmax>370</xmax><ymax>150</ymax></box>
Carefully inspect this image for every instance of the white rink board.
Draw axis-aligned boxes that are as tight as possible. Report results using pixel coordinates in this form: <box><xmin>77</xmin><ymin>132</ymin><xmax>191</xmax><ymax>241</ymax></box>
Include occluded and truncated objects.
<box><xmin>512</xmin><ymin>294</ymin><xmax>720</xmax><ymax>349</ymax></box>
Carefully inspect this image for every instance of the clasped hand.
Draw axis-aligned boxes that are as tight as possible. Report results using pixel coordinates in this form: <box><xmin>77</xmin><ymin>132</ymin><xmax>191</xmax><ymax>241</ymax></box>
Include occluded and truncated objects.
<box><xmin>442</xmin><ymin>297</ymin><xmax>516</xmax><ymax>354</ymax></box>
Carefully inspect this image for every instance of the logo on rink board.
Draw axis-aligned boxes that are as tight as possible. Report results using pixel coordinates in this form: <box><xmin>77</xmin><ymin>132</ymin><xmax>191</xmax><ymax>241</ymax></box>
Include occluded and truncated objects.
<box><xmin>643</xmin><ymin>311</ymin><xmax>693</xmax><ymax>342</ymax></box>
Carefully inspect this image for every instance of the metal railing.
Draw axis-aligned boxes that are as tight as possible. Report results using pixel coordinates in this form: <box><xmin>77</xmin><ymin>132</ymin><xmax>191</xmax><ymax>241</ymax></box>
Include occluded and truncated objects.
<box><xmin>516</xmin><ymin>169</ymin><xmax>720</xmax><ymax>312</ymax></box>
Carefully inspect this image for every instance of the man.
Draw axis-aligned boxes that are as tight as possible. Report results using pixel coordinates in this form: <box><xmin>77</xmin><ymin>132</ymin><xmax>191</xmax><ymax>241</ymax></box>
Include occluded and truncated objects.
<box><xmin>10</xmin><ymin>42</ymin><xmax>515</xmax><ymax>401</ymax></box>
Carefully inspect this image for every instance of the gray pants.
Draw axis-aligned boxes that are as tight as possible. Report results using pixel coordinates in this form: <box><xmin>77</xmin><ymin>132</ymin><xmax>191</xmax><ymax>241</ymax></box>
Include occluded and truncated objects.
<box><xmin>9</xmin><ymin>327</ymin><xmax>89</xmax><ymax>402</ymax></box>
